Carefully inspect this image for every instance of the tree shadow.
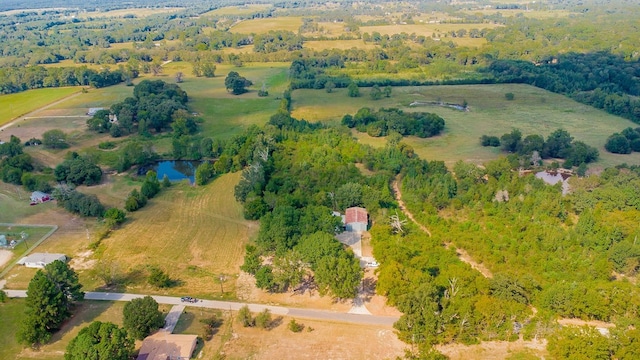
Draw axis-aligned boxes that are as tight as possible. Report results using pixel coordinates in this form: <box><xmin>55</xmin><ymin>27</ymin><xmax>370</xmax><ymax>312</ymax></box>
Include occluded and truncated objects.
<box><xmin>267</xmin><ymin>316</ymin><xmax>283</xmax><ymax>330</ymax></box>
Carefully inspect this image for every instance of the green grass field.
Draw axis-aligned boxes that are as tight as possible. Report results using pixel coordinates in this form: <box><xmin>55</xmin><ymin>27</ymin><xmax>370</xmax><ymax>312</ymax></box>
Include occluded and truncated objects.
<box><xmin>95</xmin><ymin>172</ymin><xmax>256</xmax><ymax>299</ymax></box>
<box><xmin>0</xmin><ymin>184</ymin><xmax>57</xmax><ymax>223</ymax></box>
<box><xmin>304</xmin><ymin>39</ymin><xmax>379</xmax><ymax>51</ymax></box>
<box><xmin>230</xmin><ymin>17</ymin><xmax>303</xmax><ymax>34</ymax></box>
<box><xmin>291</xmin><ymin>84</ymin><xmax>640</xmax><ymax>168</ymax></box>
<box><xmin>359</xmin><ymin>23</ymin><xmax>501</xmax><ymax>38</ymax></box>
<box><xmin>0</xmin><ymin>87</ymin><xmax>81</xmax><ymax>127</ymax></box>
<box><xmin>0</xmin><ymin>299</ymin><xmax>27</xmax><ymax>359</ymax></box>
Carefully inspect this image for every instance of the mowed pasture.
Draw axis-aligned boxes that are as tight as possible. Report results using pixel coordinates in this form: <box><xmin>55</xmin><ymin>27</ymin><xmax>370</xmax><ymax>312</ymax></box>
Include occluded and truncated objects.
<box><xmin>291</xmin><ymin>84</ymin><xmax>640</xmax><ymax>168</ymax></box>
<box><xmin>202</xmin><ymin>4</ymin><xmax>272</xmax><ymax>17</ymax></box>
<box><xmin>0</xmin><ymin>87</ymin><xmax>81</xmax><ymax>127</ymax></box>
<box><xmin>96</xmin><ymin>173</ymin><xmax>257</xmax><ymax>298</ymax></box>
<box><xmin>230</xmin><ymin>17</ymin><xmax>303</xmax><ymax>34</ymax></box>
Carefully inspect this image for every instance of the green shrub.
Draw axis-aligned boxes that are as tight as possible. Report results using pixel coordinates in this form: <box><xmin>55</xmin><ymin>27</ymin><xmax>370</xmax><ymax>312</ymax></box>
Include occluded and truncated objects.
<box><xmin>288</xmin><ymin>319</ymin><xmax>304</xmax><ymax>332</ymax></box>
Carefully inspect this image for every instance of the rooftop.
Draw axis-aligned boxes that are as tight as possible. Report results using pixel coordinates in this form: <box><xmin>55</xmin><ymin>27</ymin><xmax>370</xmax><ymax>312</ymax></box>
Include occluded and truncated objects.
<box><xmin>137</xmin><ymin>333</ymin><xmax>198</xmax><ymax>360</ymax></box>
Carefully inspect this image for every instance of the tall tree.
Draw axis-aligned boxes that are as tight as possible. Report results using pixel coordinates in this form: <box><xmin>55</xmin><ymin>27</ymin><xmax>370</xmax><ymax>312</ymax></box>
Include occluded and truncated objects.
<box><xmin>18</xmin><ymin>260</ymin><xmax>84</xmax><ymax>346</ymax></box>
<box><xmin>123</xmin><ymin>296</ymin><xmax>164</xmax><ymax>340</ymax></box>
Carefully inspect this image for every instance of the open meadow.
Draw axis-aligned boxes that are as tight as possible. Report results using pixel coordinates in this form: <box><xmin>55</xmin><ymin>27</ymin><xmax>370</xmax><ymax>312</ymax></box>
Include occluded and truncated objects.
<box><xmin>76</xmin><ymin>7</ymin><xmax>184</xmax><ymax>18</ymax></box>
<box><xmin>230</xmin><ymin>17</ymin><xmax>303</xmax><ymax>34</ymax></box>
<box><xmin>359</xmin><ymin>22</ymin><xmax>501</xmax><ymax>39</ymax></box>
<box><xmin>304</xmin><ymin>39</ymin><xmax>379</xmax><ymax>51</ymax></box>
<box><xmin>0</xmin><ymin>87</ymin><xmax>81</xmax><ymax>128</ymax></box>
<box><xmin>291</xmin><ymin>84</ymin><xmax>640</xmax><ymax>168</ymax></box>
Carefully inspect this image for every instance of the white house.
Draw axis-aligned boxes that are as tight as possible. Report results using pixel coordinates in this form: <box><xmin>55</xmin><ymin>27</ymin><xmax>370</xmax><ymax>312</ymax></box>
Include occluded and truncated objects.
<box><xmin>30</xmin><ymin>191</ymin><xmax>51</xmax><ymax>203</ymax></box>
<box><xmin>17</xmin><ymin>253</ymin><xmax>66</xmax><ymax>268</ymax></box>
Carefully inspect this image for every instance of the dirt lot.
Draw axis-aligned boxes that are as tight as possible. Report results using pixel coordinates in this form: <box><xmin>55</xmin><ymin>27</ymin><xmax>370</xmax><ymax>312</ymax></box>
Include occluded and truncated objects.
<box><xmin>0</xmin><ymin>250</ymin><xmax>12</xmax><ymax>269</ymax></box>
<box><xmin>222</xmin><ymin>315</ymin><xmax>406</xmax><ymax>360</ymax></box>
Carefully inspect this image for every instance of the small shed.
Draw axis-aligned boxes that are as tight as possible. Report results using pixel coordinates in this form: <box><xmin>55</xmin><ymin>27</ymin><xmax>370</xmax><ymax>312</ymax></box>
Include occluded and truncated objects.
<box><xmin>30</xmin><ymin>191</ymin><xmax>50</xmax><ymax>203</ymax></box>
<box><xmin>17</xmin><ymin>253</ymin><xmax>66</xmax><ymax>268</ymax></box>
<box><xmin>345</xmin><ymin>207</ymin><xmax>368</xmax><ymax>232</ymax></box>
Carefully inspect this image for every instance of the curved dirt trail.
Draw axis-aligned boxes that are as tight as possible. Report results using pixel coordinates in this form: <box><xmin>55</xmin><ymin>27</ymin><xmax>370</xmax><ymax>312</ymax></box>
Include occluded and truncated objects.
<box><xmin>392</xmin><ymin>178</ymin><xmax>493</xmax><ymax>278</ymax></box>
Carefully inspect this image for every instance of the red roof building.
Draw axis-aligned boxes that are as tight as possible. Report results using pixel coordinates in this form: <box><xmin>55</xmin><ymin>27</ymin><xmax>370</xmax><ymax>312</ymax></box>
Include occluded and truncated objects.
<box><xmin>345</xmin><ymin>207</ymin><xmax>368</xmax><ymax>232</ymax></box>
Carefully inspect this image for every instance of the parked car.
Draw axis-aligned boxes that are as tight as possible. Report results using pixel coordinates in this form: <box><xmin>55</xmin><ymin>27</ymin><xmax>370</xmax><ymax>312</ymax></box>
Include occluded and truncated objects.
<box><xmin>180</xmin><ymin>296</ymin><xmax>198</xmax><ymax>303</ymax></box>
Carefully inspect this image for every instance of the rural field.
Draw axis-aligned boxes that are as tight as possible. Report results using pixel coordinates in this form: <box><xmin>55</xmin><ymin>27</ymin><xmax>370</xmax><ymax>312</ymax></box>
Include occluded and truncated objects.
<box><xmin>461</xmin><ymin>9</ymin><xmax>575</xmax><ymax>19</ymax></box>
<box><xmin>359</xmin><ymin>23</ymin><xmax>501</xmax><ymax>38</ymax></box>
<box><xmin>92</xmin><ymin>172</ymin><xmax>257</xmax><ymax>298</ymax></box>
<box><xmin>202</xmin><ymin>4</ymin><xmax>272</xmax><ymax>17</ymax></box>
<box><xmin>0</xmin><ymin>87</ymin><xmax>81</xmax><ymax>128</ymax></box>
<box><xmin>291</xmin><ymin>84</ymin><xmax>640</xmax><ymax>168</ymax></box>
<box><xmin>303</xmin><ymin>39</ymin><xmax>378</xmax><ymax>51</ymax></box>
<box><xmin>230</xmin><ymin>17</ymin><xmax>303</xmax><ymax>34</ymax></box>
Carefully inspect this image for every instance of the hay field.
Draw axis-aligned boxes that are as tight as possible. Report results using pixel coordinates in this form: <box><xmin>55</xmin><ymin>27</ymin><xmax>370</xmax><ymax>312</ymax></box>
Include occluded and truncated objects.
<box><xmin>291</xmin><ymin>84</ymin><xmax>640</xmax><ymax>168</ymax></box>
<box><xmin>202</xmin><ymin>4</ymin><xmax>272</xmax><ymax>17</ymax></box>
<box><xmin>304</xmin><ymin>39</ymin><xmax>379</xmax><ymax>51</ymax></box>
<box><xmin>230</xmin><ymin>17</ymin><xmax>303</xmax><ymax>34</ymax></box>
<box><xmin>97</xmin><ymin>173</ymin><xmax>257</xmax><ymax>298</ymax></box>
<box><xmin>0</xmin><ymin>87</ymin><xmax>81</xmax><ymax>127</ymax></box>
<box><xmin>77</xmin><ymin>7</ymin><xmax>184</xmax><ymax>18</ymax></box>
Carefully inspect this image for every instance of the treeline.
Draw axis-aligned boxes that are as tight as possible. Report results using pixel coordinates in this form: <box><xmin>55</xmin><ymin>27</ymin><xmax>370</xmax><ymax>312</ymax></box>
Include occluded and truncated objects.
<box><xmin>482</xmin><ymin>128</ymin><xmax>599</xmax><ymax>168</ymax></box>
<box><xmin>0</xmin><ymin>66</ymin><xmax>132</xmax><ymax>94</ymax></box>
<box><xmin>486</xmin><ymin>52</ymin><xmax>640</xmax><ymax>123</ymax></box>
<box><xmin>604</xmin><ymin>127</ymin><xmax>640</xmax><ymax>154</ymax></box>
<box><xmin>342</xmin><ymin>107</ymin><xmax>445</xmax><ymax>138</ymax></box>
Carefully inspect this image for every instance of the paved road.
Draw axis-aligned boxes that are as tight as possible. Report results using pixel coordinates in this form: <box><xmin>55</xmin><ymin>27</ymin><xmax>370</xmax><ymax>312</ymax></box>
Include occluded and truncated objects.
<box><xmin>5</xmin><ymin>290</ymin><xmax>399</xmax><ymax>327</ymax></box>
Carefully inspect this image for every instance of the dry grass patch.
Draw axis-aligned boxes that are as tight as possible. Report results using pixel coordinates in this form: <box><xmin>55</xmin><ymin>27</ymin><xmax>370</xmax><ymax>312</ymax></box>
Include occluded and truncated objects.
<box><xmin>462</xmin><ymin>9</ymin><xmax>575</xmax><ymax>19</ymax></box>
<box><xmin>436</xmin><ymin>339</ymin><xmax>548</xmax><ymax>360</ymax></box>
<box><xmin>221</xmin><ymin>315</ymin><xmax>405</xmax><ymax>360</ymax></box>
<box><xmin>0</xmin><ymin>87</ymin><xmax>81</xmax><ymax>127</ymax></box>
<box><xmin>230</xmin><ymin>17</ymin><xmax>303</xmax><ymax>34</ymax></box>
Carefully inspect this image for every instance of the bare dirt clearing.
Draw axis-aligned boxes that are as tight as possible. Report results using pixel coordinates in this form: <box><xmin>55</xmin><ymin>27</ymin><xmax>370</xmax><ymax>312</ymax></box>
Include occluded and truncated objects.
<box><xmin>436</xmin><ymin>338</ymin><xmax>548</xmax><ymax>359</ymax></box>
<box><xmin>0</xmin><ymin>250</ymin><xmax>12</xmax><ymax>269</ymax></box>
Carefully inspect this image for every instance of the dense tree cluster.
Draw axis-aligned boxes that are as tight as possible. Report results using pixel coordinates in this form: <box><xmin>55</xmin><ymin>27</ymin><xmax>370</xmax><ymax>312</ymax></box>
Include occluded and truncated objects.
<box><xmin>0</xmin><ymin>66</ymin><xmax>130</xmax><ymax>94</ymax></box>
<box><xmin>605</xmin><ymin>127</ymin><xmax>640</xmax><ymax>154</ymax></box>
<box><xmin>482</xmin><ymin>128</ymin><xmax>599</xmax><ymax>167</ymax></box>
<box><xmin>55</xmin><ymin>189</ymin><xmax>105</xmax><ymax>217</ymax></box>
<box><xmin>54</xmin><ymin>152</ymin><xmax>103</xmax><ymax>186</ymax></box>
<box><xmin>224</xmin><ymin>71</ymin><xmax>252</xmax><ymax>95</ymax></box>
<box><xmin>122</xmin><ymin>296</ymin><xmax>164</xmax><ymax>340</ymax></box>
<box><xmin>253</xmin><ymin>30</ymin><xmax>303</xmax><ymax>53</ymax></box>
<box><xmin>89</xmin><ymin>80</ymin><xmax>189</xmax><ymax>137</ymax></box>
<box><xmin>343</xmin><ymin>107</ymin><xmax>445</xmax><ymax>138</ymax></box>
<box><xmin>0</xmin><ymin>135</ymin><xmax>35</xmax><ymax>185</ymax></box>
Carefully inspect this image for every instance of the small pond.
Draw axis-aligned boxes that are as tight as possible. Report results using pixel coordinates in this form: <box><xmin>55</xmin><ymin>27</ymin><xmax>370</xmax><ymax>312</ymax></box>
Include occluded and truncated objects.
<box><xmin>139</xmin><ymin>160</ymin><xmax>202</xmax><ymax>184</ymax></box>
<box><xmin>535</xmin><ymin>170</ymin><xmax>571</xmax><ymax>195</ymax></box>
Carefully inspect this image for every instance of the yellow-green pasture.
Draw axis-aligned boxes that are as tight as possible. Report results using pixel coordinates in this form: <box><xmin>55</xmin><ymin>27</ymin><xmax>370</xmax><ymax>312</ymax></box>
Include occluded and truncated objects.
<box><xmin>291</xmin><ymin>84</ymin><xmax>640</xmax><ymax>168</ymax></box>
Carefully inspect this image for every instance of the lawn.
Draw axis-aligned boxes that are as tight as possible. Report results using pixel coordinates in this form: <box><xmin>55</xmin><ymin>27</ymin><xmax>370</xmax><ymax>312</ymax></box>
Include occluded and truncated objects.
<box><xmin>0</xmin><ymin>299</ymin><xmax>27</xmax><ymax>359</ymax></box>
<box><xmin>0</xmin><ymin>224</ymin><xmax>57</xmax><ymax>275</ymax></box>
<box><xmin>48</xmin><ymin>83</ymin><xmax>133</xmax><ymax>113</ymax></box>
<box><xmin>0</xmin><ymin>183</ymin><xmax>57</xmax><ymax>223</ymax></box>
<box><xmin>230</xmin><ymin>17</ymin><xmax>303</xmax><ymax>34</ymax></box>
<box><xmin>0</xmin><ymin>87</ymin><xmax>81</xmax><ymax>127</ymax></box>
<box><xmin>94</xmin><ymin>172</ymin><xmax>257</xmax><ymax>299</ymax></box>
<box><xmin>291</xmin><ymin>84</ymin><xmax>640</xmax><ymax>168</ymax></box>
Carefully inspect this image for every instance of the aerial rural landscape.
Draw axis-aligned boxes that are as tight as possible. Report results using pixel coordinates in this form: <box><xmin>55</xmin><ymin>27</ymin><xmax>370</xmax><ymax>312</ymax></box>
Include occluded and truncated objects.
<box><xmin>1</xmin><ymin>0</ymin><xmax>640</xmax><ymax>359</ymax></box>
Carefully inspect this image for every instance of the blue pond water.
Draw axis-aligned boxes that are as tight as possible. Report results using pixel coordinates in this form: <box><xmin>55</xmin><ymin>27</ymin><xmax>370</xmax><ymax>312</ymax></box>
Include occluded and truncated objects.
<box><xmin>146</xmin><ymin>160</ymin><xmax>202</xmax><ymax>184</ymax></box>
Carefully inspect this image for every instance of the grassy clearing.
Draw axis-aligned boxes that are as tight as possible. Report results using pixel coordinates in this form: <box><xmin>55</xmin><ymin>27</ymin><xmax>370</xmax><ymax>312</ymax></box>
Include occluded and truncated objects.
<box><xmin>167</xmin><ymin>62</ymin><xmax>290</xmax><ymax>139</ymax></box>
<box><xmin>48</xmin><ymin>84</ymin><xmax>133</xmax><ymax>113</ymax></box>
<box><xmin>0</xmin><ymin>183</ymin><xmax>56</xmax><ymax>223</ymax></box>
<box><xmin>0</xmin><ymin>224</ymin><xmax>57</xmax><ymax>273</ymax></box>
<box><xmin>0</xmin><ymin>87</ymin><xmax>81</xmax><ymax>127</ymax></box>
<box><xmin>42</xmin><ymin>60</ymin><xmax>104</xmax><ymax>70</ymax></box>
<box><xmin>77</xmin><ymin>8</ymin><xmax>184</xmax><ymax>18</ymax></box>
<box><xmin>304</xmin><ymin>39</ymin><xmax>379</xmax><ymax>51</ymax></box>
<box><xmin>291</xmin><ymin>84</ymin><xmax>640</xmax><ymax>168</ymax></box>
<box><xmin>230</xmin><ymin>17</ymin><xmax>303</xmax><ymax>34</ymax></box>
<box><xmin>202</xmin><ymin>4</ymin><xmax>272</xmax><ymax>17</ymax></box>
<box><xmin>94</xmin><ymin>172</ymin><xmax>257</xmax><ymax>298</ymax></box>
